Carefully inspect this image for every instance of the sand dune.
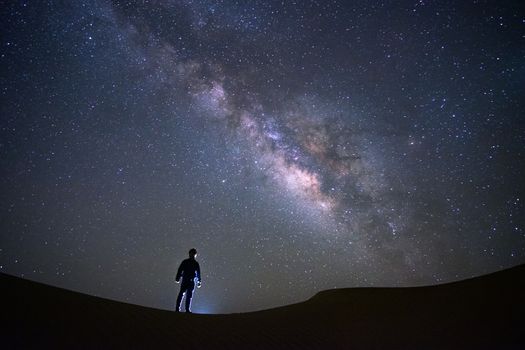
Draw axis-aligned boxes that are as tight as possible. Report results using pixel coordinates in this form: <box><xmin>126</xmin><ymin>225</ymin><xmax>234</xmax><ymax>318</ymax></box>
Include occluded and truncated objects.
<box><xmin>2</xmin><ymin>265</ymin><xmax>525</xmax><ymax>349</ymax></box>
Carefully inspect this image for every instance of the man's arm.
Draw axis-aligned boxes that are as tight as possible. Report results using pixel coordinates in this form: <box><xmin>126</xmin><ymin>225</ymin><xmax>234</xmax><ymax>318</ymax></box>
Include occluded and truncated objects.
<box><xmin>175</xmin><ymin>261</ymin><xmax>184</xmax><ymax>282</ymax></box>
<box><xmin>195</xmin><ymin>262</ymin><xmax>202</xmax><ymax>288</ymax></box>
<box><xmin>196</xmin><ymin>262</ymin><xmax>201</xmax><ymax>282</ymax></box>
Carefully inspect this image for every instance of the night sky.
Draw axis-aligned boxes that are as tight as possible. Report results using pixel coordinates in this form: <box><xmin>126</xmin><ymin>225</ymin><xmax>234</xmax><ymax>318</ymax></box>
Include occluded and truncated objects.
<box><xmin>1</xmin><ymin>0</ymin><xmax>524</xmax><ymax>314</ymax></box>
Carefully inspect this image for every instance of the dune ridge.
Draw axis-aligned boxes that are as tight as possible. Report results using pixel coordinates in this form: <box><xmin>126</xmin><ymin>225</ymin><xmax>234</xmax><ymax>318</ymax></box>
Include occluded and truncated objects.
<box><xmin>2</xmin><ymin>264</ymin><xmax>525</xmax><ymax>349</ymax></box>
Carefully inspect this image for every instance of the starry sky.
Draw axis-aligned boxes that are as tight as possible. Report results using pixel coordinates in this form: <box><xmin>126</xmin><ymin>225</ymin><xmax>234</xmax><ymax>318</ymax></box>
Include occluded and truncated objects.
<box><xmin>1</xmin><ymin>0</ymin><xmax>524</xmax><ymax>314</ymax></box>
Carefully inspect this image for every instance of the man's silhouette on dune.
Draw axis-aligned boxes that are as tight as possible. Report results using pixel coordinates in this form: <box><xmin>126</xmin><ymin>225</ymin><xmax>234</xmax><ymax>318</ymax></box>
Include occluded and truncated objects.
<box><xmin>175</xmin><ymin>248</ymin><xmax>201</xmax><ymax>313</ymax></box>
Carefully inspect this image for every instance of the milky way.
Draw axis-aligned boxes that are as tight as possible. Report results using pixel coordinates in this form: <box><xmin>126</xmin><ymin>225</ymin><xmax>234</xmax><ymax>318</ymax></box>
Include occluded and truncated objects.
<box><xmin>1</xmin><ymin>1</ymin><xmax>524</xmax><ymax>313</ymax></box>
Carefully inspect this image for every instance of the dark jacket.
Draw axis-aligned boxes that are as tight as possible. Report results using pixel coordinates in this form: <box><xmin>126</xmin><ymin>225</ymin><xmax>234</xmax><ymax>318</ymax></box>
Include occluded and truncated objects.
<box><xmin>176</xmin><ymin>258</ymin><xmax>201</xmax><ymax>283</ymax></box>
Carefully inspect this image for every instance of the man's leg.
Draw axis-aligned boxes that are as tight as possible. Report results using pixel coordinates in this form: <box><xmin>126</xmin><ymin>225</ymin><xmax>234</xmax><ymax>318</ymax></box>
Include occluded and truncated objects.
<box><xmin>185</xmin><ymin>282</ymin><xmax>195</xmax><ymax>312</ymax></box>
<box><xmin>175</xmin><ymin>286</ymin><xmax>186</xmax><ymax>312</ymax></box>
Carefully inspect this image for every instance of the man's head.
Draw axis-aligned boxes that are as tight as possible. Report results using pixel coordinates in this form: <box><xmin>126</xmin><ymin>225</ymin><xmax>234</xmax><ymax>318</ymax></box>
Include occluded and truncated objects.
<box><xmin>189</xmin><ymin>248</ymin><xmax>197</xmax><ymax>258</ymax></box>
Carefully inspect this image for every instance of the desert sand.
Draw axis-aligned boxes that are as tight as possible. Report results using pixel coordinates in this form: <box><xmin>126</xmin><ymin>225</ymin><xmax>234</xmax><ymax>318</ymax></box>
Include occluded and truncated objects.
<box><xmin>2</xmin><ymin>264</ymin><xmax>524</xmax><ymax>349</ymax></box>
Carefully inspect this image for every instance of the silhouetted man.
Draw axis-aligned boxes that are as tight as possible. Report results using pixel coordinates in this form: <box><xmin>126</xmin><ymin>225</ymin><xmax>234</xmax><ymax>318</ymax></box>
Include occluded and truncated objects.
<box><xmin>175</xmin><ymin>248</ymin><xmax>201</xmax><ymax>313</ymax></box>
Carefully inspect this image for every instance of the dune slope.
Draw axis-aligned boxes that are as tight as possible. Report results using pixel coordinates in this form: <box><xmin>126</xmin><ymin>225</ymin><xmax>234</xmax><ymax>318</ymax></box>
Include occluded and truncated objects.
<box><xmin>2</xmin><ymin>265</ymin><xmax>525</xmax><ymax>349</ymax></box>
